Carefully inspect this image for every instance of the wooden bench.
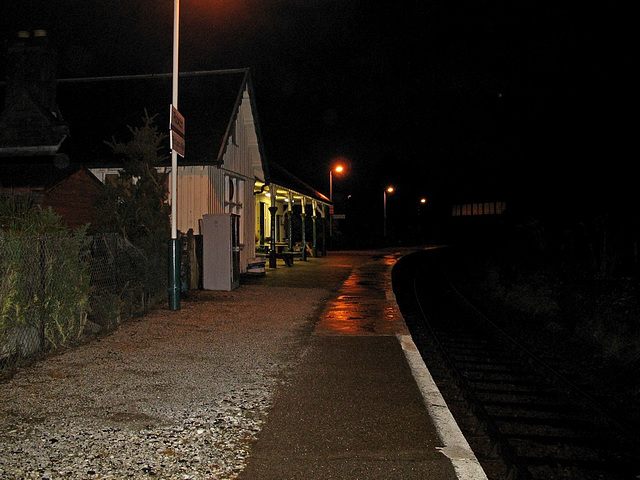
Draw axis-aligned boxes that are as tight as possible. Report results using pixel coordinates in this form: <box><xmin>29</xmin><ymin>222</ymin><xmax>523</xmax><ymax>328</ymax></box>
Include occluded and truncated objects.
<box><xmin>275</xmin><ymin>251</ymin><xmax>295</xmax><ymax>267</ymax></box>
<box><xmin>289</xmin><ymin>242</ymin><xmax>313</xmax><ymax>259</ymax></box>
<box><xmin>255</xmin><ymin>245</ymin><xmax>295</xmax><ymax>267</ymax></box>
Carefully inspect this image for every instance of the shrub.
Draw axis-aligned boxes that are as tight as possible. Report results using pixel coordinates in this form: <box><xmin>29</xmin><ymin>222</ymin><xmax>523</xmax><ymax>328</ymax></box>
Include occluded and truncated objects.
<box><xmin>0</xmin><ymin>196</ymin><xmax>90</xmax><ymax>363</ymax></box>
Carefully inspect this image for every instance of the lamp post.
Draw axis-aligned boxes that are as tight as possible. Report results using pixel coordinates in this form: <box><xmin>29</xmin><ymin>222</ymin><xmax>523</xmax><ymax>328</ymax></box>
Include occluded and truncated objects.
<box><xmin>383</xmin><ymin>186</ymin><xmax>394</xmax><ymax>239</ymax></box>
<box><xmin>329</xmin><ymin>164</ymin><xmax>344</xmax><ymax>247</ymax></box>
<box><xmin>329</xmin><ymin>164</ymin><xmax>344</xmax><ymax>202</ymax></box>
<box><xmin>418</xmin><ymin>197</ymin><xmax>427</xmax><ymax>243</ymax></box>
<box><xmin>168</xmin><ymin>0</ymin><xmax>181</xmax><ymax>310</ymax></box>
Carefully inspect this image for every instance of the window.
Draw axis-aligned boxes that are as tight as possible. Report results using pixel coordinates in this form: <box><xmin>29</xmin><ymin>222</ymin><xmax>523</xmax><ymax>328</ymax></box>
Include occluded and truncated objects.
<box><xmin>224</xmin><ymin>175</ymin><xmax>244</xmax><ymax>244</ymax></box>
<box><xmin>452</xmin><ymin>201</ymin><xmax>506</xmax><ymax>217</ymax></box>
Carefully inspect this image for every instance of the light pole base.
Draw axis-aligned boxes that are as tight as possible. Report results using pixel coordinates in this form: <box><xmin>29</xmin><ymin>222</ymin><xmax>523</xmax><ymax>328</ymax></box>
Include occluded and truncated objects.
<box><xmin>168</xmin><ymin>238</ymin><xmax>181</xmax><ymax>311</ymax></box>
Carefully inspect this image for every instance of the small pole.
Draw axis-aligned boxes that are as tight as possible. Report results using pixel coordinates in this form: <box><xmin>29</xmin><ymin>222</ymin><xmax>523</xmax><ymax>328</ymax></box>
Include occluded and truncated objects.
<box><xmin>383</xmin><ymin>189</ymin><xmax>387</xmax><ymax>239</ymax></box>
<box><xmin>329</xmin><ymin>169</ymin><xmax>333</xmax><ymax>249</ymax></box>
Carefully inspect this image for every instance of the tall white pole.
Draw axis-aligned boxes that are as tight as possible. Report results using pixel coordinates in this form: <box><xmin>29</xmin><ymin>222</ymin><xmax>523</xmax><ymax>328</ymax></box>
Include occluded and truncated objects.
<box><xmin>168</xmin><ymin>0</ymin><xmax>181</xmax><ymax>310</ymax></box>
<box><xmin>171</xmin><ymin>0</ymin><xmax>179</xmax><ymax>240</ymax></box>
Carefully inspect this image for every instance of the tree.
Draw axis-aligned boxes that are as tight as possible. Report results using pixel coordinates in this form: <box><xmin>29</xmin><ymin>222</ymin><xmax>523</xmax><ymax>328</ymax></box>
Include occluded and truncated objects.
<box><xmin>95</xmin><ymin>111</ymin><xmax>170</xmax><ymax>246</ymax></box>
<box><xmin>94</xmin><ymin>111</ymin><xmax>170</xmax><ymax>309</ymax></box>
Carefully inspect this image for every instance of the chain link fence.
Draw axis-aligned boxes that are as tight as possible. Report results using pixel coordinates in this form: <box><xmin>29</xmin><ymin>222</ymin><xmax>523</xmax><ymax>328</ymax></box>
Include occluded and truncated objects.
<box><xmin>1</xmin><ymin>233</ymin><xmax>167</xmax><ymax>371</ymax></box>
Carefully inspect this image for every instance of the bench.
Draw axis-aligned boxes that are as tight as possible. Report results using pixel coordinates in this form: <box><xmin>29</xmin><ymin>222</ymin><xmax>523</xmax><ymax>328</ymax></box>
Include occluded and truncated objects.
<box><xmin>255</xmin><ymin>245</ymin><xmax>295</xmax><ymax>267</ymax></box>
<box><xmin>275</xmin><ymin>251</ymin><xmax>295</xmax><ymax>267</ymax></box>
<box><xmin>288</xmin><ymin>242</ymin><xmax>313</xmax><ymax>259</ymax></box>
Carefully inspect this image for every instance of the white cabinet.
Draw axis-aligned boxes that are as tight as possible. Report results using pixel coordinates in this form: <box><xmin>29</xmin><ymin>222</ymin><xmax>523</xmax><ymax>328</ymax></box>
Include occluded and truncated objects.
<box><xmin>202</xmin><ymin>213</ymin><xmax>240</xmax><ymax>291</ymax></box>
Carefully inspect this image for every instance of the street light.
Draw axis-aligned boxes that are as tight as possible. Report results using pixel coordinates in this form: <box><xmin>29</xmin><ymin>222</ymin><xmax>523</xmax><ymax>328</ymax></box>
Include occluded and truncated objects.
<box><xmin>383</xmin><ymin>186</ymin><xmax>394</xmax><ymax>239</ymax></box>
<box><xmin>329</xmin><ymin>164</ymin><xmax>344</xmax><ymax>202</ymax></box>
<box><xmin>168</xmin><ymin>0</ymin><xmax>181</xmax><ymax>310</ymax></box>
<box><xmin>329</xmin><ymin>164</ymin><xmax>345</xmax><ymax>247</ymax></box>
<box><xmin>418</xmin><ymin>197</ymin><xmax>428</xmax><ymax>243</ymax></box>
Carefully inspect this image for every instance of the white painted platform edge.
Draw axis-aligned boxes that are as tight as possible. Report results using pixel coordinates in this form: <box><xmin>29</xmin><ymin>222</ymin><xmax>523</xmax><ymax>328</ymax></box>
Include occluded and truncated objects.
<box><xmin>398</xmin><ymin>334</ymin><xmax>489</xmax><ymax>480</ymax></box>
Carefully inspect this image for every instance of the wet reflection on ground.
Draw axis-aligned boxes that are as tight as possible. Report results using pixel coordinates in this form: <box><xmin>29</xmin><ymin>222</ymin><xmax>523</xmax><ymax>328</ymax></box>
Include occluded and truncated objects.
<box><xmin>315</xmin><ymin>254</ymin><xmax>409</xmax><ymax>336</ymax></box>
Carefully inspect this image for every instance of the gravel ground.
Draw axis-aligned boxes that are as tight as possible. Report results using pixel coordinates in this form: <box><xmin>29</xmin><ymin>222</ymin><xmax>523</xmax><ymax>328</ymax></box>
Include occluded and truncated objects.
<box><xmin>0</xmin><ymin>285</ymin><xmax>329</xmax><ymax>480</ymax></box>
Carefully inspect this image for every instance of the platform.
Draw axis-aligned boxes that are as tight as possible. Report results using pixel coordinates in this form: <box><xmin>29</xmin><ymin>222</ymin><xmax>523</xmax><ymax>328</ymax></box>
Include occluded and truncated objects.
<box><xmin>239</xmin><ymin>250</ymin><xmax>487</xmax><ymax>480</ymax></box>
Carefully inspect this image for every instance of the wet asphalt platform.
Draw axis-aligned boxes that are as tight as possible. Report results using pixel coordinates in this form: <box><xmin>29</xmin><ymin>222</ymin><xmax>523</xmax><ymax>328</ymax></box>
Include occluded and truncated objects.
<box><xmin>239</xmin><ymin>250</ymin><xmax>487</xmax><ymax>480</ymax></box>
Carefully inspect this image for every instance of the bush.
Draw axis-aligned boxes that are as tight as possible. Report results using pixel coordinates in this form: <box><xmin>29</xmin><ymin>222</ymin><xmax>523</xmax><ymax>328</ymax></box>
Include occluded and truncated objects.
<box><xmin>0</xmin><ymin>197</ymin><xmax>90</xmax><ymax>364</ymax></box>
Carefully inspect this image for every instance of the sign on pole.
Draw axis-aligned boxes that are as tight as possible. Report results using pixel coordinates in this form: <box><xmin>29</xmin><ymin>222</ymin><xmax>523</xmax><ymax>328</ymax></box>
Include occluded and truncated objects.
<box><xmin>170</xmin><ymin>104</ymin><xmax>185</xmax><ymax>157</ymax></box>
<box><xmin>171</xmin><ymin>130</ymin><xmax>186</xmax><ymax>157</ymax></box>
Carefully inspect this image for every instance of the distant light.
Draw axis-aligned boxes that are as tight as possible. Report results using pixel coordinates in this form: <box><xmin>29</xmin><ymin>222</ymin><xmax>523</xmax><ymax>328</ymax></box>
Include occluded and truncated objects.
<box><xmin>420</xmin><ymin>198</ymin><xmax>427</xmax><ymax>204</ymax></box>
<box><xmin>335</xmin><ymin>165</ymin><xmax>344</xmax><ymax>173</ymax></box>
<box><xmin>386</xmin><ymin>186</ymin><xmax>394</xmax><ymax>194</ymax></box>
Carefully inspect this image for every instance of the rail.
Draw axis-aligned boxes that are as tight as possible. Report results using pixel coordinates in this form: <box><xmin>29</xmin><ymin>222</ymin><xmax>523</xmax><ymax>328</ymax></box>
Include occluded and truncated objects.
<box><xmin>392</xmin><ymin>249</ymin><xmax>640</xmax><ymax>480</ymax></box>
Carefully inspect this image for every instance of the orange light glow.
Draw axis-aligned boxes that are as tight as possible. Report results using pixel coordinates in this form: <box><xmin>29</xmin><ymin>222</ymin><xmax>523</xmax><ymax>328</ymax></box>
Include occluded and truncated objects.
<box><xmin>314</xmin><ymin>275</ymin><xmax>403</xmax><ymax>336</ymax></box>
<box><xmin>189</xmin><ymin>0</ymin><xmax>253</xmax><ymax>26</ymax></box>
<box><xmin>191</xmin><ymin>0</ymin><xmax>244</xmax><ymax>14</ymax></box>
<box><xmin>330</xmin><ymin>155</ymin><xmax>351</xmax><ymax>174</ymax></box>
<box><xmin>386</xmin><ymin>186</ymin><xmax>395</xmax><ymax>194</ymax></box>
<box><xmin>420</xmin><ymin>198</ymin><xmax>427</xmax><ymax>204</ymax></box>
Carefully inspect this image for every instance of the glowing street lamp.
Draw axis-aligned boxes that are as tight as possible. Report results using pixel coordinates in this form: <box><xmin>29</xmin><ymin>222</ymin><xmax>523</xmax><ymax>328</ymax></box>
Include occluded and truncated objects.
<box><xmin>418</xmin><ymin>197</ymin><xmax>428</xmax><ymax>216</ymax></box>
<box><xmin>329</xmin><ymin>164</ymin><xmax>344</xmax><ymax>202</ymax></box>
<box><xmin>329</xmin><ymin>164</ymin><xmax>345</xmax><ymax>246</ymax></box>
<box><xmin>383</xmin><ymin>186</ymin><xmax>394</xmax><ymax>239</ymax></box>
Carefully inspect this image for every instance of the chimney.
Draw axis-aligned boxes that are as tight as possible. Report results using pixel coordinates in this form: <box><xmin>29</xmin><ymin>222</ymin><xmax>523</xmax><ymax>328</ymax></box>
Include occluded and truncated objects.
<box><xmin>5</xmin><ymin>30</ymin><xmax>59</xmax><ymax>116</ymax></box>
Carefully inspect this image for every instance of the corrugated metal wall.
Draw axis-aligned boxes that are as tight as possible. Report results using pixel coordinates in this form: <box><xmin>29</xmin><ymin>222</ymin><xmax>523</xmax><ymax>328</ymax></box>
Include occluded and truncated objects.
<box><xmin>176</xmin><ymin>86</ymin><xmax>261</xmax><ymax>272</ymax></box>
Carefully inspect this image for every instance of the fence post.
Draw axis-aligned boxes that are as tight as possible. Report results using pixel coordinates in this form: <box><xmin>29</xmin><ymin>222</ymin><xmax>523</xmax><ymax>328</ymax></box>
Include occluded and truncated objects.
<box><xmin>38</xmin><ymin>236</ymin><xmax>47</xmax><ymax>351</ymax></box>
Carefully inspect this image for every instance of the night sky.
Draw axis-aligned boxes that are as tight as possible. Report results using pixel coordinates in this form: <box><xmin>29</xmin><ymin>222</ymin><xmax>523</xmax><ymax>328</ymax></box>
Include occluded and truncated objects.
<box><xmin>2</xmin><ymin>1</ymin><xmax>635</xmax><ymax>241</ymax></box>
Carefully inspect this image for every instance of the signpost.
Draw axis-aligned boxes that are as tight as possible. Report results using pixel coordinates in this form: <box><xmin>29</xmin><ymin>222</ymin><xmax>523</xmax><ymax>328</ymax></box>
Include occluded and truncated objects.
<box><xmin>171</xmin><ymin>105</ymin><xmax>185</xmax><ymax>135</ymax></box>
<box><xmin>168</xmin><ymin>107</ymin><xmax>184</xmax><ymax>310</ymax></box>
<box><xmin>171</xmin><ymin>130</ymin><xmax>185</xmax><ymax>158</ymax></box>
<box><xmin>170</xmin><ymin>105</ymin><xmax>185</xmax><ymax>157</ymax></box>
<box><xmin>168</xmin><ymin>0</ymin><xmax>182</xmax><ymax>311</ymax></box>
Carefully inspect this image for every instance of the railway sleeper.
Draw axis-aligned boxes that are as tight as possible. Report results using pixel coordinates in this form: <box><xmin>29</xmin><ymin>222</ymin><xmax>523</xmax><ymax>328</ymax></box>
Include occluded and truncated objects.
<box><xmin>523</xmin><ymin>455</ymin><xmax>640</xmax><ymax>480</ymax></box>
<box><xmin>479</xmin><ymin>399</ymin><xmax>569</xmax><ymax>410</ymax></box>
<box><xmin>511</xmin><ymin>438</ymin><xmax>624</xmax><ymax>461</ymax></box>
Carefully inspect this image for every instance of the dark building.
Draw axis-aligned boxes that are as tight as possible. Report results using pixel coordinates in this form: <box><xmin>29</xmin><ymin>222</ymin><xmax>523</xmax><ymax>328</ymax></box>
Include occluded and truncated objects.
<box><xmin>0</xmin><ymin>30</ymin><xmax>101</xmax><ymax>230</ymax></box>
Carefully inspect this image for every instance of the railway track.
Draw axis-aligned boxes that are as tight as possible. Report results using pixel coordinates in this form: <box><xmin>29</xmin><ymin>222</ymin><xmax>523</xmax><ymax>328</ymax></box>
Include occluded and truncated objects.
<box><xmin>392</xmin><ymin>249</ymin><xmax>640</xmax><ymax>480</ymax></box>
